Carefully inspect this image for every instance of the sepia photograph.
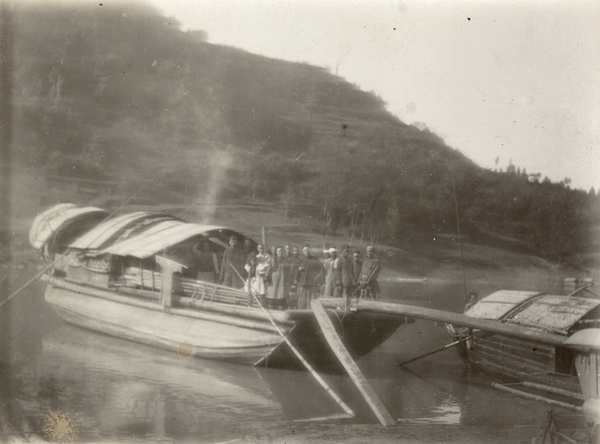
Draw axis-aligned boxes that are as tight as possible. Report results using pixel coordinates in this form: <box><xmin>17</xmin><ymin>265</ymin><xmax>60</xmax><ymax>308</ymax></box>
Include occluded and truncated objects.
<box><xmin>1</xmin><ymin>0</ymin><xmax>599</xmax><ymax>442</ymax></box>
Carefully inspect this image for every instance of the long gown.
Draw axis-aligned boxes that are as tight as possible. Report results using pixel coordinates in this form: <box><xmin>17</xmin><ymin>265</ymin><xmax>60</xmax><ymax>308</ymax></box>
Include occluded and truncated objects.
<box><xmin>323</xmin><ymin>257</ymin><xmax>338</xmax><ymax>297</ymax></box>
<box><xmin>268</xmin><ymin>257</ymin><xmax>290</xmax><ymax>302</ymax></box>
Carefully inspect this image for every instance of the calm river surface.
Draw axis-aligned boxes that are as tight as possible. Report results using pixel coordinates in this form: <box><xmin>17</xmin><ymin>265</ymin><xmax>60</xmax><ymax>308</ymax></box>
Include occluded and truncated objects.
<box><xmin>0</xmin><ymin>268</ymin><xmax>576</xmax><ymax>442</ymax></box>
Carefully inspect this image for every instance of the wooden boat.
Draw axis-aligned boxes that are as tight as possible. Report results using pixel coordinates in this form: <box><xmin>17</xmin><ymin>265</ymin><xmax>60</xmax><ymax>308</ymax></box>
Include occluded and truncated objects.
<box><xmin>446</xmin><ymin>289</ymin><xmax>600</xmax><ymax>395</ymax></box>
<box><xmin>29</xmin><ymin>204</ymin><xmax>407</xmax><ymax>373</ymax></box>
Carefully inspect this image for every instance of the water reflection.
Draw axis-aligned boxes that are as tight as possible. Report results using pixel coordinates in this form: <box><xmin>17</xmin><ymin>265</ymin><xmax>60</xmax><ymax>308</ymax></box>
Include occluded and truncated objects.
<box><xmin>16</xmin><ymin>324</ymin><xmax>283</xmax><ymax>442</ymax></box>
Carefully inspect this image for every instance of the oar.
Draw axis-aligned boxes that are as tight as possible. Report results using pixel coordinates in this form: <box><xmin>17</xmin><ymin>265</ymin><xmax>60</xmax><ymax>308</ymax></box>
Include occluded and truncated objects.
<box><xmin>399</xmin><ymin>336</ymin><xmax>472</xmax><ymax>366</ymax></box>
<box><xmin>228</xmin><ymin>261</ymin><xmax>355</xmax><ymax>419</ymax></box>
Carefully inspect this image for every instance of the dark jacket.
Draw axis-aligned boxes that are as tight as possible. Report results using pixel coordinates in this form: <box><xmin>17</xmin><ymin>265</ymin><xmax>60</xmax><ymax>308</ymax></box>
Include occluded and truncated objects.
<box><xmin>337</xmin><ymin>255</ymin><xmax>354</xmax><ymax>287</ymax></box>
<box><xmin>296</xmin><ymin>254</ymin><xmax>323</xmax><ymax>288</ymax></box>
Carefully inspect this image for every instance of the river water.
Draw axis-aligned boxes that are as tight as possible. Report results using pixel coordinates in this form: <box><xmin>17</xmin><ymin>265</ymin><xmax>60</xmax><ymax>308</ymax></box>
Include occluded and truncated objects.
<box><xmin>0</xmin><ymin>268</ymin><xmax>579</xmax><ymax>442</ymax></box>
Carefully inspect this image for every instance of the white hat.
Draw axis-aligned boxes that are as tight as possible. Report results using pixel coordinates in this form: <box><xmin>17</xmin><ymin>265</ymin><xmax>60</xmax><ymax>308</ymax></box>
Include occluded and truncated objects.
<box><xmin>329</xmin><ymin>248</ymin><xmax>338</xmax><ymax>254</ymax></box>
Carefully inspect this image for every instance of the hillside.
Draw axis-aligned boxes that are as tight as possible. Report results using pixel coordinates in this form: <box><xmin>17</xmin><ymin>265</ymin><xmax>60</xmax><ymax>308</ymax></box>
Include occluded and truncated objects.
<box><xmin>5</xmin><ymin>1</ymin><xmax>600</xmax><ymax>268</ymax></box>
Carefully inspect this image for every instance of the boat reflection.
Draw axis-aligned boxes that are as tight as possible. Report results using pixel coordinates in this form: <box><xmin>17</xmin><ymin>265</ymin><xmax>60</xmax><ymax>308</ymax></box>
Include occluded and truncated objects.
<box><xmin>18</xmin><ymin>325</ymin><xmax>286</xmax><ymax>442</ymax></box>
<box><xmin>12</xmin><ymin>322</ymin><xmax>497</xmax><ymax>442</ymax></box>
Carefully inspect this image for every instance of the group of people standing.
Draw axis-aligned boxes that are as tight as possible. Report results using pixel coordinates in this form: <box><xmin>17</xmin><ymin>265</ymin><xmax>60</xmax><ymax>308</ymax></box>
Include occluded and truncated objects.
<box><xmin>194</xmin><ymin>236</ymin><xmax>382</xmax><ymax>310</ymax></box>
<box><xmin>321</xmin><ymin>245</ymin><xmax>381</xmax><ymax>307</ymax></box>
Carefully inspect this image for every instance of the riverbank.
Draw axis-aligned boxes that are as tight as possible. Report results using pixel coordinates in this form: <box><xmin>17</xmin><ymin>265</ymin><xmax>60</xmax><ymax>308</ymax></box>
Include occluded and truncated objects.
<box><xmin>244</xmin><ymin>423</ymin><xmax>545</xmax><ymax>444</ymax></box>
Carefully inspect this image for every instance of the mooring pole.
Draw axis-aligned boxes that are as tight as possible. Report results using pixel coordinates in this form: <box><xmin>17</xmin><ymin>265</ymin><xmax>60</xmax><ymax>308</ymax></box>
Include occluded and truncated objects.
<box><xmin>449</xmin><ymin>166</ymin><xmax>469</xmax><ymax>304</ymax></box>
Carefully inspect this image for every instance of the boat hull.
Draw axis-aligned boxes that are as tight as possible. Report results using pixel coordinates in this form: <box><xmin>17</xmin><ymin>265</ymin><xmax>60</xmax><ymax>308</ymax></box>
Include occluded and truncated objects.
<box><xmin>446</xmin><ymin>289</ymin><xmax>600</xmax><ymax>397</ymax></box>
<box><xmin>455</xmin><ymin>332</ymin><xmax>581</xmax><ymax>394</ymax></box>
<box><xmin>46</xmin><ymin>285</ymin><xmax>283</xmax><ymax>365</ymax></box>
<box><xmin>44</xmin><ymin>278</ymin><xmax>405</xmax><ymax>372</ymax></box>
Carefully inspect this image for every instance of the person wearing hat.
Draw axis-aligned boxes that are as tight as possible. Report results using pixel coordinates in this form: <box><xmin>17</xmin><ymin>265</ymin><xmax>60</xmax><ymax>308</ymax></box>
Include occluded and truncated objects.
<box><xmin>323</xmin><ymin>247</ymin><xmax>339</xmax><ymax>297</ymax></box>
<box><xmin>220</xmin><ymin>236</ymin><xmax>246</xmax><ymax>288</ymax></box>
<box><xmin>358</xmin><ymin>245</ymin><xmax>381</xmax><ymax>299</ymax></box>
<box><xmin>337</xmin><ymin>245</ymin><xmax>355</xmax><ymax>308</ymax></box>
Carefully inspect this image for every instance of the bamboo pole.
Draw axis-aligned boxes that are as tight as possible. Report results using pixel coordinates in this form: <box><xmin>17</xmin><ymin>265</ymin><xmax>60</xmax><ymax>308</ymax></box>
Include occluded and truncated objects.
<box><xmin>292</xmin><ymin>413</ymin><xmax>355</xmax><ymax>423</ymax></box>
<box><xmin>491</xmin><ymin>383</ymin><xmax>583</xmax><ymax>412</ymax></box>
<box><xmin>354</xmin><ymin>299</ymin><xmax>566</xmax><ymax>346</ymax></box>
<box><xmin>521</xmin><ymin>382</ymin><xmax>585</xmax><ymax>401</ymax></box>
<box><xmin>450</xmin><ymin>165</ymin><xmax>468</xmax><ymax>304</ymax></box>
<box><xmin>227</xmin><ymin>262</ymin><xmax>355</xmax><ymax>419</ymax></box>
<box><xmin>399</xmin><ymin>336</ymin><xmax>472</xmax><ymax>366</ymax></box>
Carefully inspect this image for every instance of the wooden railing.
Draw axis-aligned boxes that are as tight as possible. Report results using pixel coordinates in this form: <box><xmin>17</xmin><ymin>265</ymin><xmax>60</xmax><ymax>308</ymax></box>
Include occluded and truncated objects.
<box><xmin>174</xmin><ymin>276</ymin><xmax>249</xmax><ymax>307</ymax></box>
<box><xmin>121</xmin><ymin>267</ymin><xmax>249</xmax><ymax>307</ymax></box>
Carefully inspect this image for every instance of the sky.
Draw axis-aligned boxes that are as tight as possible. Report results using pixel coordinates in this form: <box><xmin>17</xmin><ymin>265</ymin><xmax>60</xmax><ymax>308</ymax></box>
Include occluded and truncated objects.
<box><xmin>149</xmin><ymin>0</ymin><xmax>600</xmax><ymax>191</ymax></box>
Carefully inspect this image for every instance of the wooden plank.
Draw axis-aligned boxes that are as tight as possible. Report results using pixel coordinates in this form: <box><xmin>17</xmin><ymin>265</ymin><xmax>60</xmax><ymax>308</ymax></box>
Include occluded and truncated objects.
<box><xmin>492</xmin><ymin>383</ymin><xmax>582</xmax><ymax>412</ymax></box>
<box><xmin>480</xmin><ymin>334</ymin><xmax>555</xmax><ymax>355</ymax></box>
<box><xmin>311</xmin><ymin>300</ymin><xmax>396</xmax><ymax>426</ymax></box>
<box><xmin>473</xmin><ymin>335</ymin><xmax>556</xmax><ymax>367</ymax></box>
<box><xmin>355</xmin><ymin>300</ymin><xmax>567</xmax><ymax>346</ymax></box>
<box><xmin>474</xmin><ymin>345</ymin><xmax>553</xmax><ymax>375</ymax></box>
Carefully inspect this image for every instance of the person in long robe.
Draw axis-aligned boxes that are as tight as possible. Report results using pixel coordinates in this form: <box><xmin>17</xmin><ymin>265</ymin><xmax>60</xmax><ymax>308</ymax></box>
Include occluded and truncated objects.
<box><xmin>287</xmin><ymin>245</ymin><xmax>302</xmax><ymax>308</ymax></box>
<box><xmin>267</xmin><ymin>246</ymin><xmax>290</xmax><ymax>309</ymax></box>
<box><xmin>323</xmin><ymin>248</ymin><xmax>339</xmax><ymax>297</ymax></box>
<box><xmin>337</xmin><ymin>245</ymin><xmax>355</xmax><ymax>308</ymax></box>
<box><xmin>358</xmin><ymin>245</ymin><xmax>381</xmax><ymax>299</ymax></box>
<box><xmin>314</xmin><ymin>249</ymin><xmax>329</xmax><ymax>296</ymax></box>
<box><xmin>296</xmin><ymin>245</ymin><xmax>324</xmax><ymax>309</ymax></box>
<box><xmin>352</xmin><ymin>250</ymin><xmax>363</xmax><ymax>288</ymax></box>
<box><xmin>219</xmin><ymin>236</ymin><xmax>246</xmax><ymax>288</ymax></box>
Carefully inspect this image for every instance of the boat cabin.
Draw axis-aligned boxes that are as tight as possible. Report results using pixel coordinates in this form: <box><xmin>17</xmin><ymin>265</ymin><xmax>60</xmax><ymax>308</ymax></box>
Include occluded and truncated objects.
<box><xmin>31</xmin><ymin>205</ymin><xmax>257</xmax><ymax>307</ymax></box>
<box><xmin>456</xmin><ymin>290</ymin><xmax>600</xmax><ymax>390</ymax></box>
